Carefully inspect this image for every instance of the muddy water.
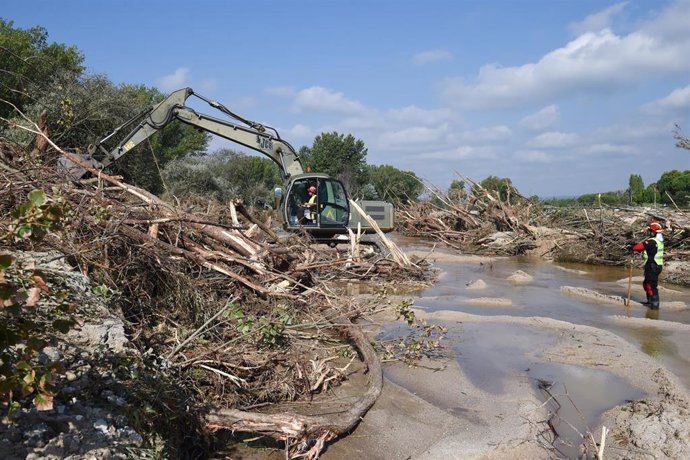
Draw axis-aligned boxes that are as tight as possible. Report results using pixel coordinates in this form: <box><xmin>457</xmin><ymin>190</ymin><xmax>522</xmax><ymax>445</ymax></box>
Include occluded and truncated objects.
<box><xmin>375</xmin><ymin>238</ymin><xmax>690</xmax><ymax>455</ymax></box>
<box><xmin>394</xmin><ymin>238</ymin><xmax>690</xmax><ymax>387</ymax></box>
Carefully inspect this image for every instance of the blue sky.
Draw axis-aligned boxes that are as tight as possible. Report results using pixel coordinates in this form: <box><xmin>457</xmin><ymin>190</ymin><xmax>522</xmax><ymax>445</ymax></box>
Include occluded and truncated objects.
<box><xmin>4</xmin><ymin>0</ymin><xmax>689</xmax><ymax>197</ymax></box>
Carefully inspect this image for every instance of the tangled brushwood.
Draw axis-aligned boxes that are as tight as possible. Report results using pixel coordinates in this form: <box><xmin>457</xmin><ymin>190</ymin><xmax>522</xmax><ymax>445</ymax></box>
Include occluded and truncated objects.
<box><xmin>0</xmin><ymin>133</ymin><xmax>432</xmax><ymax>459</ymax></box>
<box><xmin>397</xmin><ymin>177</ymin><xmax>690</xmax><ymax>275</ymax></box>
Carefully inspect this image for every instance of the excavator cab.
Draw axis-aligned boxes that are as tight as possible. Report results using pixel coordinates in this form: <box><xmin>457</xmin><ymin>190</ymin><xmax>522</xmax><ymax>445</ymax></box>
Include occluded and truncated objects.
<box><xmin>282</xmin><ymin>173</ymin><xmax>350</xmax><ymax>236</ymax></box>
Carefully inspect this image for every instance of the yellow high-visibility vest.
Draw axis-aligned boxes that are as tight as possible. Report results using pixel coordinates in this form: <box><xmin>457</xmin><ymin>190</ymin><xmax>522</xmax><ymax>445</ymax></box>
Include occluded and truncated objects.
<box><xmin>642</xmin><ymin>234</ymin><xmax>664</xmax><ymax>266</ymax></box>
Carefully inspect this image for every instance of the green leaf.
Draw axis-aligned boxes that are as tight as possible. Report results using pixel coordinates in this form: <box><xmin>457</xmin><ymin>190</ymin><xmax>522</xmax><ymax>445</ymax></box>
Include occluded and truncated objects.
<box><xmin>52</xmin><ymin>318</ymin><xmax>75</xmax><ymax>333</ymax></box>
<box><xmin>16</xmin><ymin>225</ymin><xmax>33</xmax><ymax>239</ymax></box>
<box><xmin>22</xmin><ymin>369</ymin><xmax>35</xmax><ymax>385</ymax></box>
<box><xmin>28</xmin><ymin>190</ymin><xmax>47</xmax><ymax>206</ymax></box>
<box><xmin>33</xmin><ymin>392</ymin><xmax>54</xmax><ymax>411</ymax></box>
<box><xmin>0</xmin><ymin>254</ymin><xmax>14</xmax><ymax>270</ymax></box>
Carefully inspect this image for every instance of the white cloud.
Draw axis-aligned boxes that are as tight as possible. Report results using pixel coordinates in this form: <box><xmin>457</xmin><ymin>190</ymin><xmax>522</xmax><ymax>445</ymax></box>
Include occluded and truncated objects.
<box><xmin>339</xmin><ymin>114</ymin><xmax>387</xmax><ymax>131</ymax></box>
<box><xmin>281</xmin><ymin>123</ymin><xmax>312</xmax><ymax>141</ymax></box>
<box><xmin>416</xmin><ymin>145</ymin><xmax>497</xmax><ymax>161</ymax></box>
<box><xmin>440</xmin><ymin>2</ymin><xmax>690</xmax><ymax>110</ymax></box>
<box><xmin>595</xmin><ymin>121</ymin><xmax>671</xmax><ymax>141</ymax></box>
<box><xmin>519</xmin><ymin>105</ymin><xmax>560</xmax><ymax>131</ymax></box>
<box><xmin>640</xmin><ymin>0</ymin><xmax>690</xmax><ymax>43</ymax></box>
<box><xmin>156</xmin><ymin>67</ymin><xmax>190</xmax><ymax>91</ymax></box>
<box><xmin>641</xmin><ymin>85</ymin><xmax>690</xmax><ymax>115</ymax></box>
<box><xmin>583</xmin><ymin>143</ymin><xmax>638</xmax><ymax>155</ymax></box>
<box><xmin>569</xmin><ymin>2</ymin><xmax>628</xmax><ymax>35</ymax></box>
<box><xmin>265</xmin><ymin>86</ymin><xmax>295</xmax><ymax>97</ymax></box>
<box><xmin>514</xmin><ymin>150</ymin><xmax>554</xmax><ymax>163</ymax></box>
<box><xmin>385</xmin><ymin>106</ymin><xmax>453</xmax><ymax>125</ymax></box>
<box><xmin>293</xmin><ymin>86</ymin><xmax>367</xmax><ymax>115</ymax></box>
<box><xmin>412</xmin><ymin>49</ymin><xmax>454</xmax><ymax>65</ymax></box>
<box><xmin>529</xmin><ymin>131</ymin><xmax>579</xmax><ymax>148</ymax></box>
<box><xmin>451</xmin><ymin>126</ymin><xmax>512</xmax><ymax>143</ymax></box>
<box><xmin>198</xmin><ymin>78</ymin><xmax>218</xmax><ymax>93</ymax></box>
<box><xmin>379</xmin><ymin>124</ymin><xmax>449</xmax><ymax>148</ymax></box>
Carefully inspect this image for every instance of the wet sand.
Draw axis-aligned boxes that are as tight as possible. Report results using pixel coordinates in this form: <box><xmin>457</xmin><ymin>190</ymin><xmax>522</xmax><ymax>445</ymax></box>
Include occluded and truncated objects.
<box><xmin>324</xmin><ymin>246</ymin><xmax>690</xmax><ymax>459</ymax></box>
<box><xmin>324</xmin><ymin>310</ymin><xmax>690</xmax><ymax>459</ymax></box>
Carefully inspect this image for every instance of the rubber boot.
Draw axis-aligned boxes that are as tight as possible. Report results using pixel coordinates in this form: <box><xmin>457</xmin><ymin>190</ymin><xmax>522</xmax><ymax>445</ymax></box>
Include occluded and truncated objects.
<box><xmin>650</xmin><ymin>295</ymin><xmax>660</xmax><ymax>310</ymax></box>
<box><xmin>641</xmin><ymin>293</ymin><xmax>652</xmax><ymax>306</ymax></box>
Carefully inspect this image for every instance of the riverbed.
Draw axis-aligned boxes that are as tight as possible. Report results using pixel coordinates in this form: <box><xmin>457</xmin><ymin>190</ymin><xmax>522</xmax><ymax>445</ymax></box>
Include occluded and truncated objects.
<box><xmin>324</xmin><ymin>238</ymin><xmax>690</xmax><ymax>459</ymax></box>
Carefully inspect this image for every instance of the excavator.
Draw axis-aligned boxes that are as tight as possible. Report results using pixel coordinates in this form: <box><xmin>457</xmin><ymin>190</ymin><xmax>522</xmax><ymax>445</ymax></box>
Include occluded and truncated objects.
<box><xmin>79</xmin><ymin>87</ymin><xmax>394</xmax><ymax>243</ymax></box>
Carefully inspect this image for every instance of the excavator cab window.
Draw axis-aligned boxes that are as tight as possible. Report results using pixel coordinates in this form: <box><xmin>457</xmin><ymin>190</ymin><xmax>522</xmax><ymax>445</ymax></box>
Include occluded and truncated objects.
<box><xmin>285</xmin><ymin>177</ymin><xmax>349</xmax><ymax>229</ymax></box>
<box><xmin>317</xmin><ymin>180</ymin><xmax>349</xmax><ymax>227</ymax></box>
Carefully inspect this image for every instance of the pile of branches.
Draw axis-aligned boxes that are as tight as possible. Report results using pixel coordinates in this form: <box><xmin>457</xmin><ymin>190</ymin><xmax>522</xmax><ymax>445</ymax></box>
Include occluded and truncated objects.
<box><xmin>0</xmin><ymin>127</ymin><xmax>424</xmax><ymax>458</ymax></box>
<box><xmin>397</xmin><ymin>177</ymin><xmax>690</xmax><ymax>267</ymax></box>
<box><xmin>397</xmin><ymin>177</ymin><xmax>538</xmax><ymax>255</ymax></box>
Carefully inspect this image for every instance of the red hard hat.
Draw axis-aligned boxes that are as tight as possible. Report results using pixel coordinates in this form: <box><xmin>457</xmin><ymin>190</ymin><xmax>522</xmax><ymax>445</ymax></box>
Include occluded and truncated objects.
<box><xmin>649</xmin><ymin>221</ymin><xmax>662</xmax><ymax>232</ymax></box>
<box><xmin>308</xmin><ymin>186</ymin><xmax>316</xmax><ymax>194</ymax></box>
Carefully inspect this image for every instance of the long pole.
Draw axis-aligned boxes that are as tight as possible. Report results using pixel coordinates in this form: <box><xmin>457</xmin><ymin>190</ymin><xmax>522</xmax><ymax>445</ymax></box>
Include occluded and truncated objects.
<box><xmin>626</xmin><ymin>259</ymin><xmax>633</xmax><ymax>307</ymax></box>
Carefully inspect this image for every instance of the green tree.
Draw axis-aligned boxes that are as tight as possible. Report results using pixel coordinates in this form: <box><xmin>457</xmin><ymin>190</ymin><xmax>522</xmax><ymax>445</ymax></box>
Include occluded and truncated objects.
<box><xmin>673</xmin><ymin>124</ymin><xmax>690</xmax><ymax>151</ymax></box>
<box><xmin>0</xmin><ymin>18</ymin><xmax>84</xmax><ymax>119</ymax></box>
<box><xmin>162</xmin><ymin>149</ymin><xmax>281</xmax><ymax>207</ymax></box>
<box><xmin>6</xmin><ymin>74</ymin><xmax>209</xmax><ymax>194</ymax></box>
<box><xmin>447</xmin><ymin>179</ymin><xmax>467</xmax><ymax>204</ymax></box>
<box><xmin>577</xmin><ymin>191</ymin><xmax>625</xmax><ymax>206</ymax></box>
<box><xmin>300</xmin><ymin>132</ymin><xmax>369</xmax><ymax>197</ymax></box>
<box><xmin>364</xmin><ymin>164</ymin><xmax>422</xmax><ymax>205</ymax></box>
<box><xmin>476</xmin><ymin>176</ymin><xmax>517</xmax><ymax>203</ymax></box>
<box><xmin>656</xmin><ymin>170</ymin><xmax>690</xmax><ymax>207</ymax></box>
<box><xmin>628</xmin><ymin>174</ymin><xmax>646</xmax><ymax>204</ymax></box>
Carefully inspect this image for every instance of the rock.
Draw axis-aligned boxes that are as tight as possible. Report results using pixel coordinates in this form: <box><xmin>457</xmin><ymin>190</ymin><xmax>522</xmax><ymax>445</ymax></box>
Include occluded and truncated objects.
<box><xmin>38</xmin><ymin>347</ymin><xmax>60</xmax><ymax>365</ymax></box>
<box><xmin>507</xmin><ymin>270</ymin><xmax>533</xmax><ymax>283</ymax></box>
<box><xmin>71</xmin><ymin>319</ymin><xmax>129</xmax><ymax>353</ymax></box>
<box><xmin>117</xmin><ymin>426</ymin><xmax>143</xmax><ymax>446</ymax></box>
<box><xmin>465</xmin><ymin>279</ymin><xmax>487</xmax><ymax>290</ymax></box>
<box><xmin>93</xmin><ymin>418</ymin><xmax>109</xmax><ymax>434</ymax></box>
<box><xmin>24</xmin><ymin>423</ymin><xmax>52</xmax><ymax>448</ymax></box>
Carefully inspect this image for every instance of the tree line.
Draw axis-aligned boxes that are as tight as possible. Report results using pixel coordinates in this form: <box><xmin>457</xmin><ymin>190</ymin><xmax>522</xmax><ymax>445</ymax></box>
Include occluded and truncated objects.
<box><xmin>541</xmin><ymin>169</ymin><xmax>690</xmax><ymax>208</ymax></box>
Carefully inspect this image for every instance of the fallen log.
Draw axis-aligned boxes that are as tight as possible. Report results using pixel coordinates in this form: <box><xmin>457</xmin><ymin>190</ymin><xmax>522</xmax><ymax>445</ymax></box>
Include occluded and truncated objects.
<box><xmin>205</xmin><ymin>308</ymin><xmax>383</xmax><ymax>459</ymax></box>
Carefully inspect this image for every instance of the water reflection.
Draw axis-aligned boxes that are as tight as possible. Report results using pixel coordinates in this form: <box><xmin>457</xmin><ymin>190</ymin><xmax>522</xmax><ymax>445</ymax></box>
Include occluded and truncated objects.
<box><xmin>529</xmin><ymin>362</ymin><xmax>644</xmax><ymax>459</ymax></box>
<box><xmin>633</xmin><ymin>326</ymin><xmax>675</xmax><ymax>358</ymax></box>
<box><xmin>645</xmin><ymin>308</ymin><xmax>660</xmax><ymax>320</ymax></box>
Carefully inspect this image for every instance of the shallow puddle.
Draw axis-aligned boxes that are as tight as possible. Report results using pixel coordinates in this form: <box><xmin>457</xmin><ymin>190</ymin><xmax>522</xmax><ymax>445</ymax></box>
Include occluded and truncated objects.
<box><xmin>396</xmin><ymin>241</ymin><xmax>690</xmax><ymax>391</ymax></box>
<box><xmin>381</xmin><ymin>320</ymin><xmax>645</xmax><ymax>457</ymax></box>
<box><xmin>528</xmin><ymin>362</ymin><xmax>644</xmax><ymax>459</ymax></box>
<box><xmin>449</xmin><ymin>322</ymin><xmax>554</xmax><ymax>394</ymax></box>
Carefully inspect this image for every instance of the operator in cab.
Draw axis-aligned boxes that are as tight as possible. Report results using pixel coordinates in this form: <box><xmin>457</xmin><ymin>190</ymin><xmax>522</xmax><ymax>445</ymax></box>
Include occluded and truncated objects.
<box><xmin>301</xmin><ymin>185</ymin><xmax>318</xmax><ymax>224</ymax></box>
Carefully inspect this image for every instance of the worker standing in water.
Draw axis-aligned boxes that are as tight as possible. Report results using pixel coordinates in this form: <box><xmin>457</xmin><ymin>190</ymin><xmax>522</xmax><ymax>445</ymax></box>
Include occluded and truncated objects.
<box><xmin>628</xmin><ymin>221</ymin><xmax>664</xmax><ymax>309</ymax></box>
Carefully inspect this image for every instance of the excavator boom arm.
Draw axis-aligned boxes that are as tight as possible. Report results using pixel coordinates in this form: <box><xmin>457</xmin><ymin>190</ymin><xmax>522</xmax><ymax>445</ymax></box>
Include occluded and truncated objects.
<box><xmin>91</xmin><ymin>87</ymin><xmax>304</xmax><ymax>179</ymax></box>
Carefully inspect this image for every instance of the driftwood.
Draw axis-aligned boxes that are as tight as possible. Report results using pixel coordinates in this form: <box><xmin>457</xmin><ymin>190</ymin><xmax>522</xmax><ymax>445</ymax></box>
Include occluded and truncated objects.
<box><xmin>399</xmin><ymin>173</ymin><xmax>690</xmax><ymax>267</ymax></box>
<box><xmin>206</xmin><ymin>309</ymin><xmax>382</xmax><ymax>459</ymax></box>
<box><xmin>0</xmin><ymin>111</ymin><xmax>427</xmax><ymax>458</ymax></box>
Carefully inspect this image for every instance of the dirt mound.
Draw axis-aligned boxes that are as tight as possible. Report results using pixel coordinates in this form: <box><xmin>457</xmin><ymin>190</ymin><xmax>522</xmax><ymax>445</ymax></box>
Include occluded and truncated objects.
<box><xmin>561</xmin><ymin>286</ymin><xmax>633</xmax><ymax>306</ymax></box>
<box><xmin>464</xmin><ymin>297</ymin><xmax>512</xmax><ymax>307</ymax></box>
<box><xmin>603</xmin><ymin>368</ymin><xmax>690</xmax><ymax>459</ymax></box>
<box><xmin>465</xmin><ymin>279</ymin><xmax>487</xmax><ymax>290</ymax></box>
<box><xmin>508</xmin><ymin>270</ymin><xmax>534</xmax><ymax>283</ymax></box>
